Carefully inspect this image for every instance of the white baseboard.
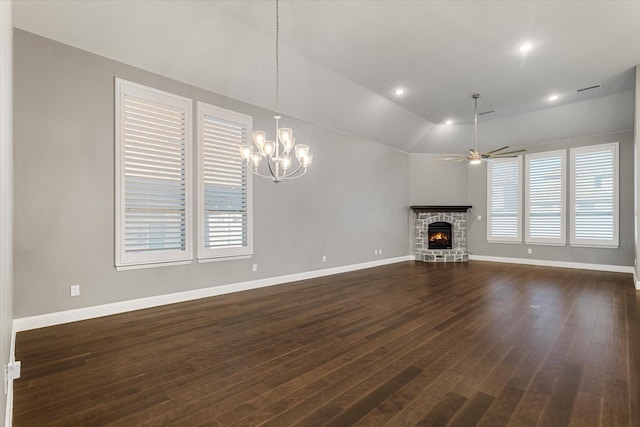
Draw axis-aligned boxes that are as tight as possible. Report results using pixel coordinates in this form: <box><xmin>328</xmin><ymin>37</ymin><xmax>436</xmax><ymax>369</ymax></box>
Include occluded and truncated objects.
<box><xmin>469</xmin><ymin>254</ymin><xmax>634</xmax><ymax>274</ymax></box>
<box><xmin>5</xmin><ymin>326</ymin><xmax>16</xmax><ymax>427</ymax></box>
<box><xmin>634</xmin><ymin>270</ymin><xmax>640</xmax><ymax>290</ymax></box>
<box><xmin>4</xmin><ymin>373</ymin><xmax>12</xmax><ymax>427</ymax></box>
<box><xmin>13</xmin><ymin>256</ymin><xmax>413</xmax><ymax>333</ymax></box>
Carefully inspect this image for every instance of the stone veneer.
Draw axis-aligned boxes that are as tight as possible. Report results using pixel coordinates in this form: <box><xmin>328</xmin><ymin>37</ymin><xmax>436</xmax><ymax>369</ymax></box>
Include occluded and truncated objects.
<box><xmin>414</xmin><ymin>210</ymin><xmax>469</xmax><ymax>262</ymax></box>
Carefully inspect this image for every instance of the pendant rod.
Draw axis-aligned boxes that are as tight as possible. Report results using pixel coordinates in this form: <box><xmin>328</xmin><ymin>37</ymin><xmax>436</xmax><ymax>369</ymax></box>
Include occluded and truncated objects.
<box><xmin>275</xmin><ymin>0</ymin><xmax>279</xmax><ymax>115</ymax></box>
<box><xmin>472</xmin><ymin>93</ymin><xmax>479</xmax><ymax>152</ymax></box>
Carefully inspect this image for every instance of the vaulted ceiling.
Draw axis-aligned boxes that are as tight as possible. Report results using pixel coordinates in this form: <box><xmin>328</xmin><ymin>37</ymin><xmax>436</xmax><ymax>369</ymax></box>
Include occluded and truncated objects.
<box><xmin>12</xmin><ymin>0</ymin><xmax>640</xmax><ymax>154</ymax></box>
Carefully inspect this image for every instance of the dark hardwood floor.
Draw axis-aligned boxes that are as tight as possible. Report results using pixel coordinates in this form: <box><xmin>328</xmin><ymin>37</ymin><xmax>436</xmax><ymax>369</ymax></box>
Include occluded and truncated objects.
<box><xmin>13</xmin><ymin>261</ymin><xmax>640</xmax><ymax>426</ymax></box>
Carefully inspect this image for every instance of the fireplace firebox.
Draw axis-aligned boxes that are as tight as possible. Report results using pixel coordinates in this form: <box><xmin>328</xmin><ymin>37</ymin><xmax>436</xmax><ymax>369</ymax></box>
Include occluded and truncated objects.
<box><xmin>428</xmin><ymin>222</ymin><xmax>452</xmax><ymax>249</ymax></box>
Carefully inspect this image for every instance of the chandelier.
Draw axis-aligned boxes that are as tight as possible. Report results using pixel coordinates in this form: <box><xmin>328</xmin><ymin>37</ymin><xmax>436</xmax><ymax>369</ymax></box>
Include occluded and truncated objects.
<box><xmin>239</xmin><ymin>0</ymin><xmax>313</xmax><ymax>183</ymax></box>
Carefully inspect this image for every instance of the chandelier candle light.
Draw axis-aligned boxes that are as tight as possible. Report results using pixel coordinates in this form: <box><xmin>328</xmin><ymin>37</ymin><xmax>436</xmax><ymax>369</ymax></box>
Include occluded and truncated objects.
<box><xmin>239</xmin><ymin>0</ymin><xmax>313</xmax><ymax>182</ymax></box>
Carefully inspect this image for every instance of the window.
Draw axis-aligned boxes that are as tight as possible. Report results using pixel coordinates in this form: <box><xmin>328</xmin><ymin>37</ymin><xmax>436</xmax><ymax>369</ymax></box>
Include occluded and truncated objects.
<box><xmin>197</xmin><ymin>102</ymin><xmax>253</xmax><ymax>260</ymax></box>
<box><xmin>115</xmin><ymin>79</ymin><xmax>192</xmax><ymax>269</ymax></box>
<box><xmin>487</xmin><ymin>157</ymin><xmax>522</xmax><ymax>243</ymax></box>
<box><xmin>525</xmin><ymin>150</ymin><xmax>566</xmax><ymax>245</ymax></box>
<box><xmin>570</xmin><ymin>143</ymin><xmax>619</xmax><ymax>248</ymax></box>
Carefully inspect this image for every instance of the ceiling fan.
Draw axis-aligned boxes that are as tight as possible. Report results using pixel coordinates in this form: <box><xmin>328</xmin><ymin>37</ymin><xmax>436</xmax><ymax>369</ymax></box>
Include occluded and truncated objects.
<box><xmin>443</xmin><ymin>93</ymin><xmax>525</xmax><ymax>164</ymax></box>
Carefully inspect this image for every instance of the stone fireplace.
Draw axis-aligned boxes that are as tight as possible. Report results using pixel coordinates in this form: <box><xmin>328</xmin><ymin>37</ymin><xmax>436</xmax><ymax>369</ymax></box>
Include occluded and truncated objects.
<box><xmin>411</xmin><ymin>205</ymin><xmax>471</xmax><ymax>262</ymax></box>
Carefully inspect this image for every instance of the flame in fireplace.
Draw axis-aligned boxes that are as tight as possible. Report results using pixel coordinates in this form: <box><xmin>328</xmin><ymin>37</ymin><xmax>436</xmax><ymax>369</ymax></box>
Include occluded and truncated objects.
<box><xmin>429</xmin><ymin>232</ymin><xmax>450</xmax><ymax>242</ymax></box>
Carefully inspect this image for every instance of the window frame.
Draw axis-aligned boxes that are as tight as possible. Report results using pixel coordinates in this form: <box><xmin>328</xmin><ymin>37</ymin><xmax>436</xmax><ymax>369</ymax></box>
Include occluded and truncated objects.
<box><xmin>487</xmin><ymin>156</ymin><xmax>523</xmax><ymax>244</ymax></box>
<box><xmin>197</xmin><ymin>102</ymin><xmax>253</xmax><ymax>261</ymax></box>
<box><xmin>525</xmin><ymin>150</ymin><xmax>566</xmax><ymax>246</ymax></box>
<box><xmin>570</xmin><ymin>142</ymin><xmax>619</xmax><ymax>248</ymax></box>
<box><xmin>115</xmin><ymin>78</ymin><xmax>193</xmax><ymax>270</ymax></box>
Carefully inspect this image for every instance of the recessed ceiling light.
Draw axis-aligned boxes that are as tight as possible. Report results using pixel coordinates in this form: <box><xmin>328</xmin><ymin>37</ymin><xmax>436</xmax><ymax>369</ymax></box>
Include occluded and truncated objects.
<box><xmin>445</xmin><ymin>120</ymin><xmax>453</xmax><ymax>125</ymax></box>
<box><xmin>394</xmin><ymin>88</ymin><xmax>405</xmax><ymax>96</ymax></box>
<box><xmin>548</xmin><ymin>94</ymin><xmax>559</xmax><ymax>101</ymax></box>
<box><xmin>519</xmin><ymin>42</ymin><xmax>533</xmax><ymax>53</ymax></box>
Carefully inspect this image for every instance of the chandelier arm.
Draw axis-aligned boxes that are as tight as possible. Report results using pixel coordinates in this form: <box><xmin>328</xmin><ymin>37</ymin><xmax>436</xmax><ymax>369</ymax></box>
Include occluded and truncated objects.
<box><xmin>282</xmin><ymin>163</ymin><xmax>303</xmax><ymax>178</ymax></box>
<box><xmin>274</xmin><ymin>116</ymin><xmax>281</xmax><ymax>177</ymax></box>
<box><xmin>246</xmin><ymin>165</ymin><xmax>275</xmax><ymax>180</ymax></box>
<box><xmin>266</xmin><ymin>156</ymin><xmax>279</xmax><ymax>180</ymax></box>
<box><xmin>281</xmin><ymin>167</ymin><xmax>308</xmax><ymax>180</ymax></box>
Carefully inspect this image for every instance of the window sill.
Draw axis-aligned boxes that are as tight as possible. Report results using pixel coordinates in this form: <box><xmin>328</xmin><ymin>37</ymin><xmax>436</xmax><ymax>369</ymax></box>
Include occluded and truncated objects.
<box><xmin>524</xmin><ymin>241</ymin><xmax>566</xmax><ymax>246</ymax></box>
<box><xmin>198</xmin><ymin>254</ymin><xmax>252</xmax><ymax>263</ymax></box>
<box><xmin>116</xmin><ymin>260</ymin><xmax>193</xmax><ymax>271</ymax></box>
<box><xmin>570</xmin><ymin>243</ymin><xmax>619</xmax><ymax>249</ymax></box>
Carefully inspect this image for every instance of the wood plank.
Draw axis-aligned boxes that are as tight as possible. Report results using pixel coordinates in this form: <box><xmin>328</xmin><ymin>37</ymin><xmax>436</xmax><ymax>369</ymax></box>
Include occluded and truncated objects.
<box><xmin>448</xmin><ymin>391</ymin><xmax>495</xmax><ymax>427</ymax></box>
<box><xmin>316</xmin><ymin>365</ymin><xmax>422</xmax><ymax>426</ymax></box>
<box><xmin>476</xmin><ymin>386</ymin><xmax>524</xmax><ymax>426</ymax></box>
<box><xmin>415</xmin><ymin>391</ymin><xmax>467</xmax><ymax>426</ymax></box>
<box><xmin>539</xmin><ymin>361</ymin><xmax>583</xmax><ymax>426</ymax></box>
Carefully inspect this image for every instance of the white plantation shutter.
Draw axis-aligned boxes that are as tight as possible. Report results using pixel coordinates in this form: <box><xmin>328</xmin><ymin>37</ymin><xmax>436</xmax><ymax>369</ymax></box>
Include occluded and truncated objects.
<box><xmin>487</xmin><ymin>157</ymin><xmax>522</xmax><ymax>243</ymax></box>
<box><xmin>197</xmin><ymin>102</ymin><xmax>252</xmax><ymax>260</ymax></box>
<box><xmin>525</xmin><ymin>151</ymin><xmax>566</xmax><ymax>245</ymax></box>
<box><xmin>570</xmin><ymin>143</ymin><xmax>618</xmax><ymax>248</ymax></box>
<box><xmin>115</xmin><ymin>79</ymin><xmax>192</xmax><ymax>269</ymax></box>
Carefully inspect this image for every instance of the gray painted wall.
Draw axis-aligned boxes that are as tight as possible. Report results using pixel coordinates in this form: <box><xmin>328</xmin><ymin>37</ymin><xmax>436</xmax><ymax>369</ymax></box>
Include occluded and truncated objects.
<box><xmin>467</xmin><ymin>131</ymin><xmax>635</xmax><ymax>266</ymax></box>
<box><xmin>1</xmin><ymin>2</ymin><xmax>12</xmax><ymax>425</ymax></box>
<box><xmin>408</xmin><ymin>155</ymin><xmax>468</xmax><ymax>206</ymax></box>
<box><xmin>408</xmin><ymin>154</ymin><xmax>469</xmax><ymax>254</ymax></box>
<box><xmin>635</xmin><ymin>66</ymin><xmax>639</xmax><ymax>283</ymax></box>
<box><xmin>13</xmin><ymin>30</ymin><xmax>410</xmax><ymax>318</ymax></box>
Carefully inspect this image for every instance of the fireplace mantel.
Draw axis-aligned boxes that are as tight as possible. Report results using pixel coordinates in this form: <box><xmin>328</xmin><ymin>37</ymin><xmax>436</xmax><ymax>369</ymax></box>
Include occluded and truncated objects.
<box><xmin>410</xmin><ymin>205</ymin><xmax>472</xmax><ymax>213</ymax></box>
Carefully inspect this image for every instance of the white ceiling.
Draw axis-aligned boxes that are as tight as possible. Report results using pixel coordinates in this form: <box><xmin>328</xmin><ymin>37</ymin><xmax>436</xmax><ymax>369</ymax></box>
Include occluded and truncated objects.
<box><xmin>12</xmin><ymin>0</ymin><xmax>640</xmax><ymax>154</ymax></box>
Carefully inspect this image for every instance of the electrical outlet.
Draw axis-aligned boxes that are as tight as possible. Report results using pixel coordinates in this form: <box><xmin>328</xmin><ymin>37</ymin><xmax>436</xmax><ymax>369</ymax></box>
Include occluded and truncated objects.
<box><xmin>4</xmin><ymin>360</ymin><xmax>21</xmax><ymax>393</ymax></box>
<box><xmin>379</xmin><ymin>248</ymin><xmax>383</xmax><ymax>255</ymax></box>
<box><xmin>252</xmin><ymin>264</ymin><xmax>258</xmax><ymax>272</ymax></box>
<box><xmin>322</xmin><ymin>255</ymin><xmax>327</xmax><ymax>263</ymax></box>
<box><xmin>70</xmin><ymin>284</ymin><xmax>80</xmax><ymax>297</ymax></box>
<box><xmin>527</xmin><ymin>248</ymin><xmax>533</xmax><ymax>254</ymax></box>
<box><xmin>477</xmin><ymin>215</ymin><xmax>482</xmax><ymax>220</ymax></box>
<box><xmin>8</xmin><ymin>361</ymin><xmax>20</xmax><ymax>380</ymax></box>
<box><xmin>374</xmin><ymin>249</ymin><xmax>378</xmax><ymax>255</ymax></box>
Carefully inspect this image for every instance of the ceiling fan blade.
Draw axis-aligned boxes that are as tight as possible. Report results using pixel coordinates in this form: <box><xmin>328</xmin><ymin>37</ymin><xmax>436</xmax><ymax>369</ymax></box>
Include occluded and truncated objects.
<box><xmin>484</xmin><ymin>145</ymin><xmax>510</xmax><ymax>155</ymax></box>
<box><xmin>439</xmin><ymin>153</ymin><xmax>469</xmax><ymax>161</ymax></box>
<box><xmin>440</xmin><ymin>153</ymin><xmax>466</xmax><ymax>157</ymax></box>
<box><xmin>491</xmin><ymin>149</ymin><xmax>526</xmax><ymax>156</ymax></box>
